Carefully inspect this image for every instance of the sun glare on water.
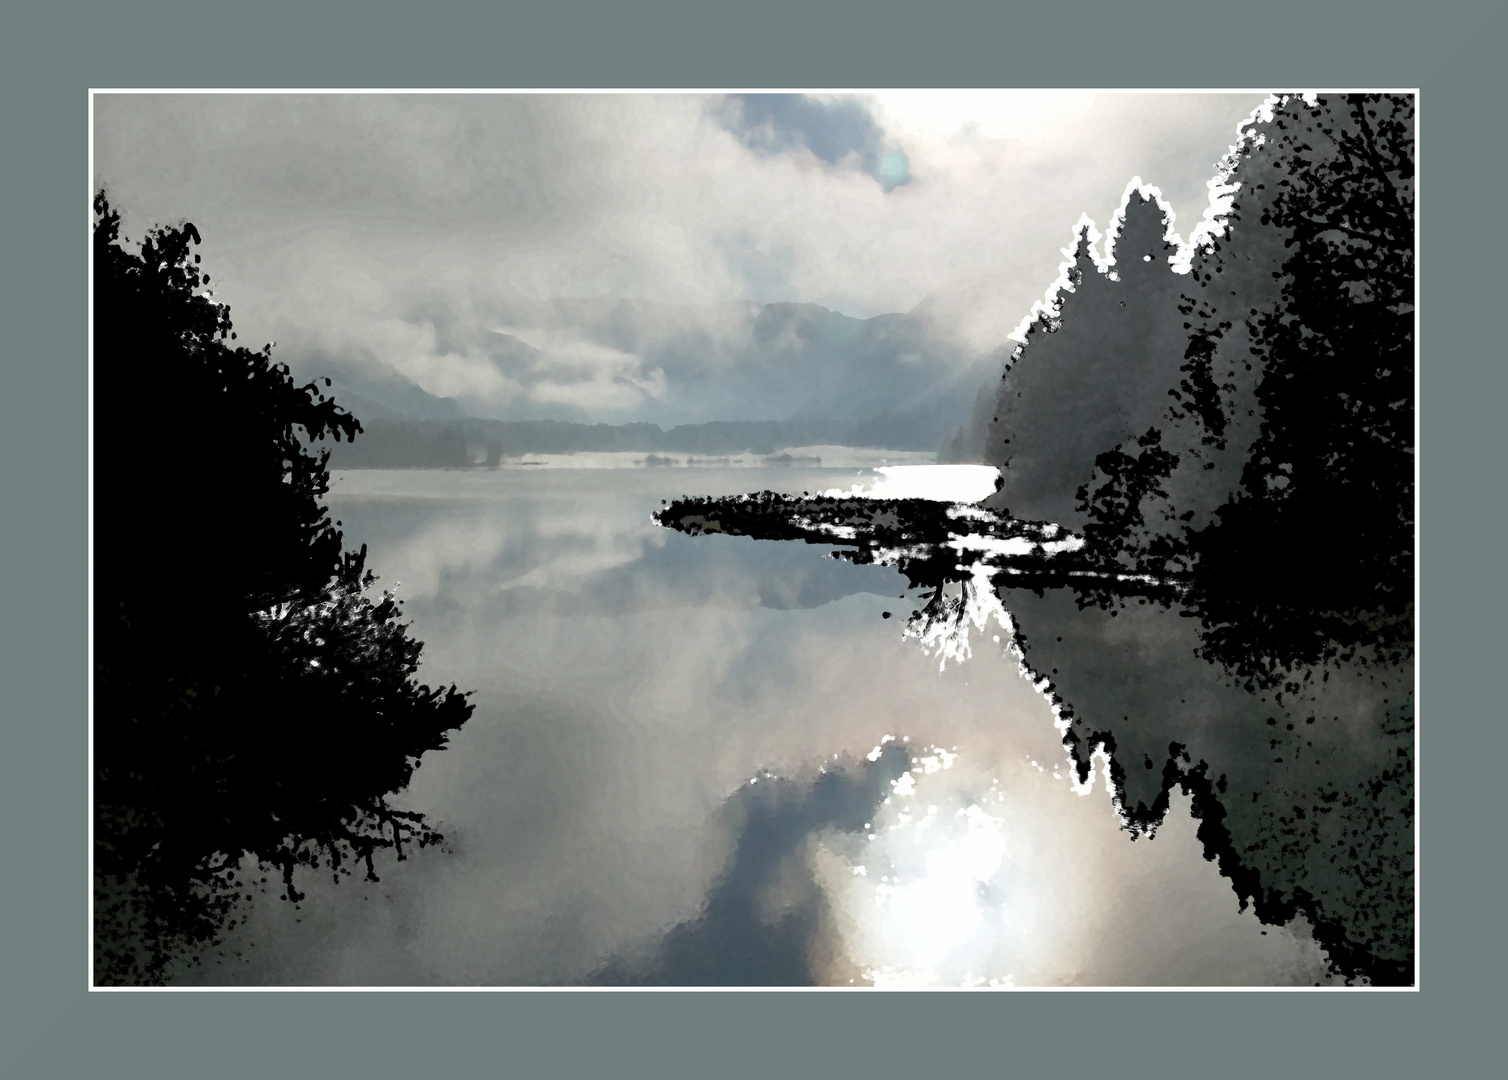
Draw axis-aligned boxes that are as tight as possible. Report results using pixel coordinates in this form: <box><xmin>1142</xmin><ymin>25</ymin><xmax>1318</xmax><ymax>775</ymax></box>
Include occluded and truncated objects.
<box><xmin>817</xmin><ymin>745</ymin><xmax>1026</xmax><ymax>988</ymax></box>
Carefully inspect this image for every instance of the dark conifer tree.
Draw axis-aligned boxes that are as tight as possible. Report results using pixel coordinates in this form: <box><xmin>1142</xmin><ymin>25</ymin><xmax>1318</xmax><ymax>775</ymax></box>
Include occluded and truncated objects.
<box><xmin>1056</xmin><ymin>94</ymin><xmax>1414</xmax><ymax>684</ymax></box>
<box><xmin>1182</xmin><ymin>94</ymin><xmax>1415</xmax><ymax>683</ymax></box>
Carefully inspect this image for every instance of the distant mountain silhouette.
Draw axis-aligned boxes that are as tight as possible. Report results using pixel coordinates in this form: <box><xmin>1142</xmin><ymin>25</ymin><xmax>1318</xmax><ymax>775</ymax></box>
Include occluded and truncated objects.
<box><xmin>287</xmin><ymin>353</ymin><xmax>464</xmax><ymax>422</ymax></box>
<box><xmin>325</xmin><ymin>412</ymin><xmax>972</xmax><ymax>469</ymax></box>
<box><xmin>289</xmin><ymin>299</ymin><xmax>997</xmax><ymax>459</ymax></box>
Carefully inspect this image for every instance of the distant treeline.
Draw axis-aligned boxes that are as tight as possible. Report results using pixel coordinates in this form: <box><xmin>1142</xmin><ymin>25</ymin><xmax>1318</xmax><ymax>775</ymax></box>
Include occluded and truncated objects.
<box><xmin>327</xmin><ymin>416</ymin><xmax>940</xmax><ymax>468</ymax></box>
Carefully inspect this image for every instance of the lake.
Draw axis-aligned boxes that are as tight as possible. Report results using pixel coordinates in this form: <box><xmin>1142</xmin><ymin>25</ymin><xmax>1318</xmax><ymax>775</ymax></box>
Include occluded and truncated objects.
<box><xmin>182</xmin><ymin>459</ymin><xmax>1339</xmax><ymax>986</ymax></box>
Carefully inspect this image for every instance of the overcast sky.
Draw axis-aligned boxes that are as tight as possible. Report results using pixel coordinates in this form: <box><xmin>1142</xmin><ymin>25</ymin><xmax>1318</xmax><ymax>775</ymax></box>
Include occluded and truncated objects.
<box><xmin>94</xmin><ymin>92</ymin><xmax>1268</xmax><ymax>419</ymax></box>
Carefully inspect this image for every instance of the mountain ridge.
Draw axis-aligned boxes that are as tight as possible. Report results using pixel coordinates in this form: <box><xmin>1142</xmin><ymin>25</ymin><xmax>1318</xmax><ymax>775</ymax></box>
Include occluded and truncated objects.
<box><xmin>292</xmin><ymin>298</ymin><xmax>1004</xmax><ymax>462</ymax></box>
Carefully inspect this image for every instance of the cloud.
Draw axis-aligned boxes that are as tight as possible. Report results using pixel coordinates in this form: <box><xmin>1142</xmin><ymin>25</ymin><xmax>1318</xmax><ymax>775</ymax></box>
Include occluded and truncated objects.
<box><xmin>717</xmin><ymin>93</ymin><xmax>912</xmax><ymax>192</ymax></box>
<box><xmin>483</xmin><ymin>326</ymin><xmax>667</xmax><ymax>413</ymax></box>
<box><xmin>94</xmin><ymin>93</ymin><xmax>1269</xmax><ymax>420</ymax></box>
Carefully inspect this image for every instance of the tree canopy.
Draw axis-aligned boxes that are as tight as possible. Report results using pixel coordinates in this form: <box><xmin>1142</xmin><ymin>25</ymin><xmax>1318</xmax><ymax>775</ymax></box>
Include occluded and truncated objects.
<box><xmin>92</xmin><ymin>194</ymin><xmax>474</xmax><ymax>984</ymax></box>
<box><xmin>1177</xmin><ymin>93</ymin><xmax>1414</xmax><ymax>683</ymax></box>
<box><xmin>980</xmin><ymin>93</ymin><xmax>1415</xmax><ymax>686</ymax></box>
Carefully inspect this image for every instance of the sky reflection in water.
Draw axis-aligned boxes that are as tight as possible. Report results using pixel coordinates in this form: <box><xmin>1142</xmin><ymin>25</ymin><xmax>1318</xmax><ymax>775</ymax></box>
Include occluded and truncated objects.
<box><xmin>184</xmin><ymin>463</ymin><xmax>1330</xmax><ymax>986</ymax></box>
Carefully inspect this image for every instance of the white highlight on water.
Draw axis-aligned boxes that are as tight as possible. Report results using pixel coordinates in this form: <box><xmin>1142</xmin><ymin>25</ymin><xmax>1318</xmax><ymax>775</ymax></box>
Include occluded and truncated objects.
<box><xmin>823</xmin><ymin>464</ymin><xmax>1001</xmax><ymax>503</ymax></box>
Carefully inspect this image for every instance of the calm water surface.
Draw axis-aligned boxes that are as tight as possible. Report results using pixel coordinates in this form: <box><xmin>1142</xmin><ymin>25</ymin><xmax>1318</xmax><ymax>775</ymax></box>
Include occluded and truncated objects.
<box><xmin>184</xmin><ymin>462</ymin><xmax>1330</xmax><ymax>986</ymax></box>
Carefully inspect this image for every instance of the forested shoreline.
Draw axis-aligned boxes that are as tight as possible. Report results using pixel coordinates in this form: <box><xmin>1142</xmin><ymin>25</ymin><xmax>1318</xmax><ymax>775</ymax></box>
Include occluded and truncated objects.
<box><xmin>325</xmin><ymin>416</ymin><xmax>945</xmax><ymax>469</ymax></box>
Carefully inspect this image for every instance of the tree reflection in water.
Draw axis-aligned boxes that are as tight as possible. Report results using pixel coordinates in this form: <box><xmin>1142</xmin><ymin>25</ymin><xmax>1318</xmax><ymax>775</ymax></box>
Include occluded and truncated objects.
<box><xmin>654</xmin><ymin>93</ymin><xmax>1415</xmax><ymax>986</ymax></box>
<box><xmin>654</xmin><ymin>484</ymin><xmax>1411</xmax><ymax>986</ymax></box>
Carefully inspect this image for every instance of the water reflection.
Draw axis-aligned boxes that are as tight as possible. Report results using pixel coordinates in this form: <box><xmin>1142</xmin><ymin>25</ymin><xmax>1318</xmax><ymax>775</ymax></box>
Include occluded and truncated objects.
<box><xmin>655</xmin><ymin>479</ymin><xmax>1413</xmax><ymax>985</ymax></box>
<box><xmin>183</xmin><ymin>466</ymin><xmax>1331</xmax><ymax>987</ymax></box>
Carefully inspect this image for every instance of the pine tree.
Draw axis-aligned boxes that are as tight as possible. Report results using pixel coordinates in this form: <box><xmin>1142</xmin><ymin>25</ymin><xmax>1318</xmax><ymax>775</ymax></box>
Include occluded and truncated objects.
<box><xmin>1182</xmin><ymin>93</ymin><xmax>1415</xmax><ymax>683</ymax></box>
<box><xmin>1062</xmin><ymin>94</ymin><xmax>1415</xmax><ymax>682</ymax></box>
<box><xmin>975</xmin><ymin>95</ymin><xmax>1415</xmax><ymax>983</ymax></box>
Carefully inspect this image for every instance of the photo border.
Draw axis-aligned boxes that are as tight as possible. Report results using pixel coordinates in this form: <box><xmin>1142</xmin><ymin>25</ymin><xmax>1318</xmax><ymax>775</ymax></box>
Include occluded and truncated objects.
<box><xmin>5</xmin><ymin>0</ymin><xmax>1500</xmax><ymax>1073</ymax></box>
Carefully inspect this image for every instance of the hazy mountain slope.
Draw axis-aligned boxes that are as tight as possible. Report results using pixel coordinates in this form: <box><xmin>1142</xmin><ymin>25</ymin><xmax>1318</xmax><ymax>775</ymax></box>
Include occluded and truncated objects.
<box><xmin>297</xmin><ymin>297</ymin><xmax>998</xmax><ymax>455</ymax></box>
<box><xmin>287</xmin><ymin>353</ymin><xmax>464</xmax><ymax>422</ymax></box>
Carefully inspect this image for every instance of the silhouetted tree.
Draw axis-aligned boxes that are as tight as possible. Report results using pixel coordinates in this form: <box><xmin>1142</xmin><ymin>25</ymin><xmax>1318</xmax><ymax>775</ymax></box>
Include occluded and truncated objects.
<box><xmin>1059</xmin><ymin>97</ymin><xmax>1415</xmax><ymax>982</ymax></box>
<box><xmin>1182</xmin><ymin>93</ymin><xmax>1414</xmax><ymax>683</ymax></box>
<box><xmin>92</xmin><ymin>194</ymin><xmax>474</xmax><ymax>984</ymax></box>
<box><xmin>1071</xmin><ymin>93</ymin><xmax>1414</xmax><ymax>684</ymax></box>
